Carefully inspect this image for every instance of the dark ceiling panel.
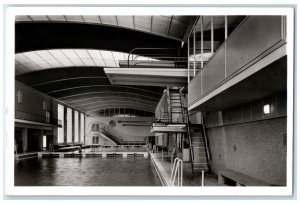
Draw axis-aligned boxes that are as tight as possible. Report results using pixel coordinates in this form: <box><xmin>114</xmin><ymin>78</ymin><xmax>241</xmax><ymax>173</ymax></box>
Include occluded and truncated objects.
<box><xmin>16</xmin><ymin>67</ymin><xmax>107</xmax><ymax>85</ymax></box>
<box><xmin>50</xmin><ymin>85</ymin><xmax>162</xmax><ymax>99</ymax></box>
<box><xmin>16</xmin><ymin>66</ymin><xmax>164</xmax><ymax>113</ymax></box>
<box><xmin>62</xmin><ymin>92</ymin><xmax>161</xmax><ymax>104</ymax></box>
<box><xmin>15</xmin><ymin>22</ymin><xmax>183</xmax><ymax>57</ymax></box>
<box><xmin>79</xmin><ymin>101</ymin><xmax>156</xmax><ymax>111</ymax></box>
<box><xmin>69</xmin><ymin>96</ymin><xmax>157</xmax><ymax>107</ymax></box>
<box><xmin>33</xmin><ymin>78</ymin><xmax>110</xmax><ymax>93</ymax></box>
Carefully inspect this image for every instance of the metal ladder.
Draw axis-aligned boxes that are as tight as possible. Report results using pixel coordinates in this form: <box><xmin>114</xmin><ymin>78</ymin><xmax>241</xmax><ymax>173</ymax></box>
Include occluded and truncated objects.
<box><xmin>170</xmin><ymin>158</ymin><xmax>183</xmax><ymax>186</ymax></box>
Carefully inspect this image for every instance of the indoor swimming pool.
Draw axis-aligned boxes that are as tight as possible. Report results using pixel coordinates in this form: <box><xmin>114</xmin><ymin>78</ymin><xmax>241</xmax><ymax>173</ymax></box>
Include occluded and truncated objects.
<box><xmin>14</xmin><ymin>157</ymin><xmax>161</xmax><ymax>186</ymax></box>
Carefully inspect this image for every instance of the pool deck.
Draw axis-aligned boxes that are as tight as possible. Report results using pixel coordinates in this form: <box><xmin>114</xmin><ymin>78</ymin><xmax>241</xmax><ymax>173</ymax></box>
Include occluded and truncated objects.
<box><xmin>150</xmin><ymin>152</ymin><xmax>227</xmax><ymax>187</ymax></box>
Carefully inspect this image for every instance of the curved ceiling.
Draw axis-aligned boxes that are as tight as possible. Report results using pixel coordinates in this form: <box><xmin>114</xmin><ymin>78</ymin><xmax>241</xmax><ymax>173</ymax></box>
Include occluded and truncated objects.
<box><xmin>16</xmin><ymin>67</ymin><xmax>164</xmax><ymax>115</ymax></box>
<box><xmin>15</xmin><ymin>15</ymin><xmax>198</xmax><ymax>41</ymax></box>
<box><xmin>15</xmin><ymin>49</ymin><xmax>158</xmax><ymax>75</ymax></box>
<box><xmin>15</xmin><ymin>15</ymin><xmax>245</xmax><ymax>115</ymax></box>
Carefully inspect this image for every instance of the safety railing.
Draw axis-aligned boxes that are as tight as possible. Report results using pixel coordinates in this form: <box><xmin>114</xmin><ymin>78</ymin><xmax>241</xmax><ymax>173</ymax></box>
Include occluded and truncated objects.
<box><xmin>15</xmin><ymin>110</ymin><xmax>62</xmax><ymax>126</ymax></box>
<box><xmin>186</xmin><ymin>120</ymin><xmax>194</xmax><ymax>170</ymax></box>
<box><xmin>154</xmin><ymin>110</ymin><xmax>188</xmax><ymax>125</ymax></box>
<box><xmin>170</xmin><ymin>158</ymin><xmax>183</xmax><ymax>186</ymax></box>
<box><xmin>127</xmin><ymin>48</ymin><xmax>187</xmax><ymax>69</ymax></box>
<box><xmin>201</xmin><ymin>113</ymin><xmax>211</xmax><ymax>165</ymax></box>
<box><xmin>188</xmin><ymin>16</ymin><xmax>286</xmax><ymax>107</ymax></box>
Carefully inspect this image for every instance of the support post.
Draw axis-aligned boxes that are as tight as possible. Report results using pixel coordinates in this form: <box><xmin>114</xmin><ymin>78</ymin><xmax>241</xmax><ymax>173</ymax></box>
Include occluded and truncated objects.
<box><xmin>201</xmin><ymin>16</ymin><xmax>204</xmax><ymax>68</ymax></box>
<box><xmin>193</xmin><ymin>27</ymin><xmax>196</xmax><ymax>77</ymax></box>
<box><xmin>187</xmin><ymin>38</ymin><xmax>190</xmax><ymax>83</ymax></box>
<box><xmin>211</xmin><ymin>16</ymin><xmax>214</xmax><ymax>54</ymax></box>
<box><xmin>201</xmin><ymin>170</ymin><xmax>205</xmax><ymax>187</ymax></box>
<box><xmin>225</xmin><ymin>15</ymin><xmax>228</xmax><ymax>77</ymax></box>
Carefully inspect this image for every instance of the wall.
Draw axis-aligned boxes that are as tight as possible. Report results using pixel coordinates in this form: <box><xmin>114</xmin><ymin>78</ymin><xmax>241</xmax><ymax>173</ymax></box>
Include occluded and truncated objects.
<box><xmin>190</xmin><ymin>92</ymin><xmax>287</xmax><ymax>185</ymax></box>
<box><xmin>85</xmin><ymin>116</ymin><xmax>154</xmax><ymax>145</ymax></box>
<box><xmin>15</xmin><ymin>80</ymin><xmax>53</xmax><ymax>120</ymax></box>
<box><xmin>15</xmin><ymin>81</ymin><xmax>85</xmax><ymax>146</ymax></box>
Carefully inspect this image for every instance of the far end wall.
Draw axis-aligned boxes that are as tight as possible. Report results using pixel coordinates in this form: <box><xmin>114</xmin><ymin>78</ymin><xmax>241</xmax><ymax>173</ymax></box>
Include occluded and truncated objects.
<box><xmin>85</xmin><ymin>116</ymin><xmax>154</xmax><ymax>145</ymax></box>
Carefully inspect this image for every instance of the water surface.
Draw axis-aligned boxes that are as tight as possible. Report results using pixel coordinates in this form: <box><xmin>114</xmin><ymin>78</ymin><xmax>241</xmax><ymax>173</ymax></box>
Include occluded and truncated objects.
<box><xmin>15</xmin><ymin>157</ymin><xmax>161</xmax><ymax>186</ymax></box>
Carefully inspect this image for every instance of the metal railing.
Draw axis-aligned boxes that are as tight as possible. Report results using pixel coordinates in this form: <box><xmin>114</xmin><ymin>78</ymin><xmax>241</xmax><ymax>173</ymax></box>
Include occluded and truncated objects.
<box><xmin>186</xmin><ymin>120</ymin><xmax>194</xmax><ymax>170</ymax></box>
<box><xmin>170</xmin><ymin>158</ymin><xmax>183</xmax><ymax>186</ymax></box>
<box><xmin>154</xmin><ymin>111</ymin><xmax>187</xmax><ymax>125</ymax></box>
<box><xmin>127</xmin><ymin>48</ymin><xmax>187</xmax><ymax>69</ymax></box>
<box><xmin>201</xmin><ymin>113</ymin><xmax>211</xmax><ymax>165</ymax></box>
<box><xmin>15</xmin><ymin>110</ymin><xmax>62</xmax><ymax>126</ymax></box>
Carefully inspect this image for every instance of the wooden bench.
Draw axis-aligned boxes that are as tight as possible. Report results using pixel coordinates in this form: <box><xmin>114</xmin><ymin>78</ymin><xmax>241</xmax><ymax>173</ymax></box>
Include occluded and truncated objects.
<box><xmin>218</xmin><ymin>169</ymin><xmax>272</xmax><ymax>186</ymax></box>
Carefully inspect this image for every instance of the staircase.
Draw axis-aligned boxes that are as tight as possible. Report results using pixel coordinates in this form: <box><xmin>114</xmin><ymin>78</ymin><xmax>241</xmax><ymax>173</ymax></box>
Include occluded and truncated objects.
<box><xmin>189</xmin><ymin>124</ymin><xmax>209</xmax><ymax>173</ymax></box>
<box><xmin>168</xmin><ymin>88</ymin><xmax>186</xmax><ymax>124</ymax></box>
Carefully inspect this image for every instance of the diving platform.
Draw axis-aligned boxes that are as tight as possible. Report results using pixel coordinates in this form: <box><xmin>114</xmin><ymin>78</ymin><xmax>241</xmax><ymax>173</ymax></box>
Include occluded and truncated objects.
<box><xmin>150</xmin><ymin>123</ymin><xmax>187</xmax><ymax>133</ymax></box>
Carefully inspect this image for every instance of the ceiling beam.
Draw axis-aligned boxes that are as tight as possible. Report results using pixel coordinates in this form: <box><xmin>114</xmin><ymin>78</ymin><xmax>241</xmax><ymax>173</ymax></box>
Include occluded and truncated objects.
<box><xmin>182</xmin><ymin>16</ymin><xmax>200</xmax><ymax>43</ymax></box>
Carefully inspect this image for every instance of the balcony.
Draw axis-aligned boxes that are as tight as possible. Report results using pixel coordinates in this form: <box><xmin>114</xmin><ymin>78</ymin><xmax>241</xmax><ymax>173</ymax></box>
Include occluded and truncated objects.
<box><xmin>188</xmin><ymin>16</ymin><xmax>287</xmax><ymax>111</ymax></box>
<box><xmin>15</xmin><ymin>110</ymin><xmax>62</xmax><ymax>127</ymax></box>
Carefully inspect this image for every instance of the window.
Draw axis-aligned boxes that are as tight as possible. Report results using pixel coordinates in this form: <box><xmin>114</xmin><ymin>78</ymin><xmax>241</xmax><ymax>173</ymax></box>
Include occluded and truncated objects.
<box><xmin>46</xmin><ymin>111</ymin><xmax>50</xmax><ymax>123</ymax></box>
<box><xmin>67</xmin><ymin>108</ymin><xmax>73</xmax><ymax>143</ymax></box>
<box><xmin>74</xmin><ymin>111</ymin><xmax>79</xmax><ymax>143</ymax></box>
<box><xmin>92</xmin><ymin>136</ymin><xmax>99</xmax><ymax>144</ymax></box>
<box><xmin>57</xmin><ymin>104</ymin><xmax>64</xmax><ymax>143</ymax></box>
<box><xmin>264</xmin><ymin>104</ymin><xmax>271</xmax><ymax>114</ymax></box>
<box><xmin>43</xmin><ymin>135</ymin><xmax>47</xmax><ymax>150</ymax></box>
<box><xmin>43</xmin><ymin>100</ymin><xmax>47</xmax><ymax>110</ymax></box>
<box><xmin>17</xmin><ymin>90</ymin><xmax>23</xmax><ymax>103</ymax></box>
<box><xmin>80</xmin><ymin>113</ymin><xmax>85</xmax><ymax>143</ymax></box>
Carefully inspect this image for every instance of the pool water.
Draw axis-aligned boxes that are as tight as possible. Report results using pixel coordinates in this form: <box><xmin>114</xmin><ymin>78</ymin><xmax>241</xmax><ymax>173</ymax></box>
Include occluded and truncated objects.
<box><xmin>15</xmin><ymin>157</ymin><xmax>161</xmax><ymax>186</ymax></box>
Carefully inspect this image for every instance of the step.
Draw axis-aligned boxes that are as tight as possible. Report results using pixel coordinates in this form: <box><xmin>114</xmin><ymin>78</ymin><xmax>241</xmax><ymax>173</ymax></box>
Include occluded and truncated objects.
<box><xmin>195</xmin><ymin>153</ymin><xmax>207</xmax><ymax>158</ymax></box>
<box><xmin>190</xmin><ymin>132</ymin><xmax>203</xmax><ymax>135</ymax></box>
<box><xmin>193</xmin><ymin>158</ymin><xmax>207</xmax><ymax>162</ymax></box>
<box><xmin>191</xmin><ymin>137</ymin><xmax>204</xmax><ymax>142</ymax></box>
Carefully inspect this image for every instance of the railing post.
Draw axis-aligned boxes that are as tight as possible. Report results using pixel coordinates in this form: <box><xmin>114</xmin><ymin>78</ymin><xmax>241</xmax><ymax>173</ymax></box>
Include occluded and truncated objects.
<box><xmin>201</xmin><ymin>170</ymin><xmax>204</xmax><ymax>187</ymax></box>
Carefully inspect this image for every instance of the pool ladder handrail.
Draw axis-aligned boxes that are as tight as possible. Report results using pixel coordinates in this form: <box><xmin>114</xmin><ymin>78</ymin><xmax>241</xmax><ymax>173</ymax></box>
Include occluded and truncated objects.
<box><xmin>170</xmin><ymin>158</ymin><xmax>183</xmax><ymax>186</ymax></box>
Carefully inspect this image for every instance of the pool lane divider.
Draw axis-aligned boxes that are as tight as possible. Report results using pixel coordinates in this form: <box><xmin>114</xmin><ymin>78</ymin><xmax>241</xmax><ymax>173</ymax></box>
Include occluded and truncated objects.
<box><xmin>37</xmin><ymin>152</ymin><xmax>149</xmax><ymax>158</ymax></box>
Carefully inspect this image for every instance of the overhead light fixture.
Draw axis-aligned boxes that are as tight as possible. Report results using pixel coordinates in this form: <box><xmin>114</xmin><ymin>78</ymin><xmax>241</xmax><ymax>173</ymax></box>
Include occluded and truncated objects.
<box><xmin>263</xmin><ymin>104</ymin><xmax>271</xmax><ymax>114</ymax></box>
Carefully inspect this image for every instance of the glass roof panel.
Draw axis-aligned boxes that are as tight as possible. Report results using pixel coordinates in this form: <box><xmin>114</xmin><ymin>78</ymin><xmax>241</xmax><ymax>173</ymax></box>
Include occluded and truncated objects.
<box><xmin>100</xmin><ymin>16</ymin><xmax>117</xmax><ymax>25</ymax></box>
<box><xmin>29</xmin><ymin>15</ymin><xmax>49</xmax><ymax>21</ymax></box>
<box><xmin>15</xmin><ymin>49</ymin><xmax>161</xmax><ymax>75</ymax></box>
<box><xmin>82</xmin><ymin>15</ymin><xmax>101</xmax><ymax>24</ymax></box>
<box><xmin>15</xmin><ymin>15</ymin><xmax>32</xmax><ymax>21</ymax></box>
<box><xmin>47</xmin><ymin>15</ymin><xmax>67</xmax><ymax>21</ymax></box>
<box><xmin>65</xmin><ymin>15</ymin><xmax>84</xmax><ymax>22</ymax></box>
<box><xmin>116</xmin><ymin>16</ymin><xmax>134</xmax><ymax>29</ymax></box>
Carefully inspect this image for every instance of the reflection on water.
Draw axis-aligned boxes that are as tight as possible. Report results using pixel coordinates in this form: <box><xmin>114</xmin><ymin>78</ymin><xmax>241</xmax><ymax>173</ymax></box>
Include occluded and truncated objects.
<box><xmin>15</xmin><ymin>157</ymin><xmax>161</xmax><ymax>186</ymax></box>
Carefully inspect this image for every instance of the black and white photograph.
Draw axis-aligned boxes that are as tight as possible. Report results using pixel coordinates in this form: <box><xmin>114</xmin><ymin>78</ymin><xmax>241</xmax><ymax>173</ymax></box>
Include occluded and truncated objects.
<box><xmin>1</xmin><ymin>0</ymin><xmax>298</xmax><ymax>202</ymax></box>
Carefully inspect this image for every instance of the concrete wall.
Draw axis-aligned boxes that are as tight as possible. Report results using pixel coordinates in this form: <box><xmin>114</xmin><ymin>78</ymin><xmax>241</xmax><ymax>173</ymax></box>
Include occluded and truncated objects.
<box><xmin>15</xmin><ymin>81</ymin><xmax>53</xmax><ymax>119</ymax></box>
<box><xmin>191</xmin><ymin>92</ymin><xmax>287</xmax><ymax>185</ymax></box>
<box><xmin>85</xmin><ymin>116</ymin><xmax>154</xmax><ymax>144</ymax></box>
<box><xmin>15</xmin><ymin>81</ymin><xmax>85</xmax><ymax>146</ymax></box>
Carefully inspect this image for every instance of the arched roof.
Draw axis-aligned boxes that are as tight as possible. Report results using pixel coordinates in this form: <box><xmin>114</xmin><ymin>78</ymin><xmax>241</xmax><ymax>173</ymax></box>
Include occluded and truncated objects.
<box><xmin>15</xmin><ymin>15</ymin><xmax>244</xmax><ymax>115</ymax></box>
<box><xmin>15</xmin><ymin>15</ymin><xmax>198</xmax><ymax>41</ymax></box>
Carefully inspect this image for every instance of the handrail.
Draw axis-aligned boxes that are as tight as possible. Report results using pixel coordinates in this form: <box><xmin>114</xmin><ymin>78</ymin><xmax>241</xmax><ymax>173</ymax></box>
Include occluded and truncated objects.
<box><xmin>186</xmin><ymin>119</ymin><xmax>194</xmax><ymax>169</ymax></box>
<box><xmin>170</xmin><ymin>158</ymin><xmax>183</xmax><ymax>186</ymax></box>
<box><xmin>166</xmin><ymin>87</ymin><xmax>171</xmax><ymax>123</ymax></box>
<box><xmin>154</xmin><ymin>111</ymin><xmax>186</xmax><ymax>124</ymax></box>
<box><xmin>201</xmin><ymin>113</ymin><xmax>211</xmax><ymax>165</ymax></box>
<box><xmin>179</xmin><ymin>90</ymin><xmax>194</xmax><ymax>170</ymax></box>
<box><xmin>15</xmin><ymin>110</ymin><xmax>62</xmax><ymax>126</ymax></box>
<box><xmin>127</xmin><ymin>48</ymin><xmax>179</xmax><ymax>68</ymax></box>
